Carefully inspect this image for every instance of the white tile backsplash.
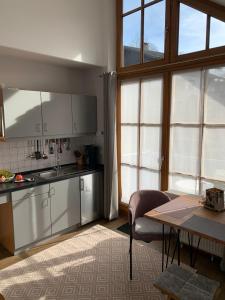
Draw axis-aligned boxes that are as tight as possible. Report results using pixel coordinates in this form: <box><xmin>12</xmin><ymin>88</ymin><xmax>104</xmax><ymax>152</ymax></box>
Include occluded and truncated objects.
<box><xmin>0</xmin><ymin>135</ymin><xmax>100</xmax><ymax>173</ymax></box>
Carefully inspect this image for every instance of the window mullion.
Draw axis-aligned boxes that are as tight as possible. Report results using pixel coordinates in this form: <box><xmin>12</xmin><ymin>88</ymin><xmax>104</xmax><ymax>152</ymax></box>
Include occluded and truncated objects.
<box><xmin>206</xmin><ymin>15</ymin><xmax>210</xmax><ymax>50</ymax></box>
<box><xmin>140</xmin><ymin>0</ymin><xmax>145</xmax><ymax>64</ymax></box>
<box><xmin>198</xmin><ymin>68</ymin><xmax>206</xmax><ymax>195</ymax></box>
<box><xmin>161</xmin><ymin>72</ymin><xmax>171</xmax><ymax>191</ymax></box>
<box><xmin>137</xmin><ymin>80</ymin><xmax>142</xmax><ymax>190</ymax></box>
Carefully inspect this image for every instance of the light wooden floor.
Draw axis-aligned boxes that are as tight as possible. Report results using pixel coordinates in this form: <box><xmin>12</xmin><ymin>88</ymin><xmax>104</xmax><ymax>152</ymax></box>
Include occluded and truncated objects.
<box><xmin>0</xmin><ymin>216</ymin><xmax>224</xmax><ymax>299</ymax></box>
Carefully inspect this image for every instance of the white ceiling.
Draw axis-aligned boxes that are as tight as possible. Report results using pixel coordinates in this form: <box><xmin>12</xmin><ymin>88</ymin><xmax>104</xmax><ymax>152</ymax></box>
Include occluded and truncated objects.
<box><xmin>211</xmin><ymin>0</ymin><xmax>225</xmax><ymax>7</ymax></box>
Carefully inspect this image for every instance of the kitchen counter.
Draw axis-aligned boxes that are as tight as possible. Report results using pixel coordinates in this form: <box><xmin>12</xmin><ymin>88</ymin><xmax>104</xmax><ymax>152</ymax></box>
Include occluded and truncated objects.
<box><xmin>0</xmin><ymin>164</ymin><xmax>103</xmax><ymax>195</ymax></box>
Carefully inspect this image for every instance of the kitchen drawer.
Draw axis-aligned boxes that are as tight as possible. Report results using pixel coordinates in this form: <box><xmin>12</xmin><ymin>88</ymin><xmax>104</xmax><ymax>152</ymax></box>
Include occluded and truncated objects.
<box><xmin>0</xmin><ymin>193</ymin><xmax>11</xmax><ymax>205</ymax></box>
<box><xmin>12</xmin><ymin>184</ymin><xmax>50</xmax><ymax>202</ymax></box>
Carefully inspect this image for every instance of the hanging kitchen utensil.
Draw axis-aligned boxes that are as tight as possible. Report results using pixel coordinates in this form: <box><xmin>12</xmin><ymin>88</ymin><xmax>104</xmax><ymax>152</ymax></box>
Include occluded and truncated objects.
<box><xmin>35</xmin><ymin>139</ymin><xmax>41</xmax><ymax>160</ymax></box>
<box><xmin>27</xmin><ymin>139</ymin><xmax>35</xmax><ymax>159</ymax></box>
<box><xmin>59</xmin><ymin>139</ymin><xmax>63</xmax><ymax>153</ymax></box>
<box><xmin>66</xmin><ymin>138</ymin><xmax>71</xmax><ymax>151</ymax></box>
<box><xmin>42</xmin><ymin>138</ymin><xmax>48</xmax><ymax>159</ymax></box>
<box><xmin>49</xmin><ymin>140</ymin><xmax>54</xmax><ymax>154</ymax></box>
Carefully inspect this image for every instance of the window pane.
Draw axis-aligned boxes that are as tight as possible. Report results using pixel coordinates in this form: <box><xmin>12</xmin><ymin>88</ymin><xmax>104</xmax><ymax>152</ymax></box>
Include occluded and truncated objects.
<box><xmin>121</xmin><ymin>81</ymin><xmax>139</xmax><ymax>123</ymax></box>
<box><xmin>121</xmin><ymin>126</ymin><xmax>138</xmax><ymax>165</ymax></box>
<box><xmin>202</xmin><ymin>128</ymin><xmax>225</xmax><ymax>181</ymax></box>
<box><xmin>139</xmin><ymin>169</ymin><xmax>160</xmax><ymax>190</ymax></box>
<box><xmin>204</xmin><ymin>67</ymin><xmax>225</xmax><ymax>124</ymax></box>
<box><xmin>121</xmin><ymin>166</ymin><xmax>138</xmax><ymax>204</ymax></box>
<box><xmin>123</xmin><ymin>0</ymin><xmax>141</xmax><ymax>13</ymax></box>
<box><xmin>210</xmin><ymin>17</ymin><xmax>225</xmax><ymax>49</ymax></box>
<box><xmin>141</xmin><ymin>77</ymin><xmax>163</xmax><ymax>124</ymax></box>
<box><xmin>123</xmin><ymin>11</ymin><xmax>141</xmax><ymax>66</ymax></box>
<box><xmin>140</xmin><ymin>126</ymin><xmax>161</xmax><ymax>170</ymax></box>
<box><xmin>179</xmin><ymin>4</ymin><xmax>207</xmax><ymax>55</ymax></box>
<box><xmin>169</xmin><ymin>174</ymin><xmax>199</xmax><ymax>195</ymax></box>
<box><xmin>144</xmin><ymin>1</ymin><xmax>165</xmax><ymax>62</ymax></box>
<box><xmin>171</xmin><ymin>71</ymin><xmax>202</xmax><ymax>124</ymax></box>
<box><xmin>169</xmin><ymin>127</ymin><xmax>200</xmax><ymax>176</ymax></box>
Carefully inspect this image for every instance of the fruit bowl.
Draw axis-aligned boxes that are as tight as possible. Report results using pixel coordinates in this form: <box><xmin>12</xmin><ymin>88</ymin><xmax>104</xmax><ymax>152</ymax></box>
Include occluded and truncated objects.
<box><xmin>0</xmin><ymin>170</ymin><xmax>15</xmax><ymax>183</ymax></box>
<box><xmin>4</xmin><ymin>175</ymin><xmax>15</xmax><ymax>183</ymax></box>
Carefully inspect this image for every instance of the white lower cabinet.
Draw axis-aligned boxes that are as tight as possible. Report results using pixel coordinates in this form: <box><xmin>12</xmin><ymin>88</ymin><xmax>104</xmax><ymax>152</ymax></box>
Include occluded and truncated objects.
<box><xmin>12</xmin><ymin>185</ymin><xmax>51</xmax><ymax>250</ymax></box>
<box><xmin>12</xmin><ymin>178</ymin><xmax>81</xmax><ymax>250</ymax></box>
<box><xmin>50</xmin><ymin>177</ymin><xmax>80</xmax><ymax>235</ymax></box>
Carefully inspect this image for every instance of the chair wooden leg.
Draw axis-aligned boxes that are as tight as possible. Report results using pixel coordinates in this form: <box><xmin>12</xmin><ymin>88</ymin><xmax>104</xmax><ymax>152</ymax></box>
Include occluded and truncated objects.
<box><xmin>129</xmin><ymin>225</ymin><xmax>133</xmax><ymax>280</ymax></box>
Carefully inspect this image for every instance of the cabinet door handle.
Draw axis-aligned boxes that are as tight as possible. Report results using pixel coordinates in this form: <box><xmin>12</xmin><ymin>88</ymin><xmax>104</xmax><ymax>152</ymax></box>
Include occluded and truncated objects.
<box><xmin>74</xmin><ymin>122</ymin><xmax>77</xmax><ymax>132</ymax></box>
<box><xmin>49</xmin><ymin>187</ymin><xmax>55</xmax><ymax>196</ymax></box>
<box><xmin>43</xmin><ymin>122</ymin><xmax>47</xmax><ymax>132</ymax></box>
<box><xmin>42</xmin><ymin>198</ymin><xmax>48</xmax><ymax>208</ymax></box>
<box><xmin>80</xmin><ymin>178</ymin><xmax>84</xmax><ymax>191</ymax></box>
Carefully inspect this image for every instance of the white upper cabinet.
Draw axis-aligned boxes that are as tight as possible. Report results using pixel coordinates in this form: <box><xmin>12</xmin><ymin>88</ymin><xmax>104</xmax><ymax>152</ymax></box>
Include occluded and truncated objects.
<box><xmin>2</xmin><ymin>88</ymin><xmax>97</xmax><ymax>138</ymax></box>
<box><xmin>72</xmin><ymin>95</ymin><xmax>97</xmax><ymax>135</ymax></box>
<box><xmin>3</xmin><ymin>88</ymin><xmax>42</xmax><ymax>138</ymax></box>
<box><xmin>41</xmin><ymin>92</ymin><xmax>73</xmax><ymax>136</ymax></box>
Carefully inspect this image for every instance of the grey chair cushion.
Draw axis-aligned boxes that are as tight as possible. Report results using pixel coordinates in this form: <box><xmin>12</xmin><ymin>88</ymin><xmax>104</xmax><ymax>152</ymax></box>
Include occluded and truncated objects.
<box><xmin>135</xmin><ymin>217</ymin><xmax>170</xmax><ymax>235</ymax></box>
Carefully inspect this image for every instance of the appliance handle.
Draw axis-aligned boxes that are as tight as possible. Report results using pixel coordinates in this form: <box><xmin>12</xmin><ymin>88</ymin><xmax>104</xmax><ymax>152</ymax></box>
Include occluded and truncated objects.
<box><xmin>80</xmin><ymin>178</ymin><xmax>84</xmax><ymax>191</ymax></box>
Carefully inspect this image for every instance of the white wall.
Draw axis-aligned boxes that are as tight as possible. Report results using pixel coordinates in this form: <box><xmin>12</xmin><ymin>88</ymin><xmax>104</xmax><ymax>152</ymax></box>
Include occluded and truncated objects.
<box><xmin>0</xmin><ymin>55</ymin><xmax>85</xmax><ymax>94</ymax></box>
<box><xmin>0</xmin><ymin>0</ymin><xmax>116</xmax><ymax>69</ymax></box>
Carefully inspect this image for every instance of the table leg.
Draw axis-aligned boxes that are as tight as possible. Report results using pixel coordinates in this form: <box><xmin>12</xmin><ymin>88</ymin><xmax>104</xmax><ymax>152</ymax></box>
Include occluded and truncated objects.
<box><xmin>162</xmin><ymin>224</ymin><xmax>165</xmax><ymax>272</ymax></box>
<box><xmin>177</xmin><ymin>229</ymin><xmax>181</xmax><ymax>266</ymax></box>
<box><xmin>188</xmin><ymin>232</ymin><xmax>193</xmax><ymax>266</ymax></box>
<box><xmin>171</xmin><ymin>233</ymin><xmax>178</xmax><ymax>265</ymax></box>
<box><xmin>166</xmin><ymin>227</ymin><xmax>172</xmax><ymax>268</ymax></box>
<box><xmin>188</xmin><ymin>232</ymin><xmax>201</xmax><ymax>268</ymax></box>
<box><xmin>220</xmin><ymin>247</ymin><xmax>225</xmax><ymax>272</ymax></box>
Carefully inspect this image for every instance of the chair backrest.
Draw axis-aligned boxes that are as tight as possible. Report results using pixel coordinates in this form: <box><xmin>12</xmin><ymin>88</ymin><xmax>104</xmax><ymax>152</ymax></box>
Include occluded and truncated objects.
<box><xmin>128</xmin><ymin>190</ymin><xmax>170</xmax><ymax>225</ymax></box>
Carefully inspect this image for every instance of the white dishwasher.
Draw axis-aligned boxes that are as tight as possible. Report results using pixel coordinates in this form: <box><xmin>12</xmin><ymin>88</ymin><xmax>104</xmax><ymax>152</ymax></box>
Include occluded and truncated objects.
<box><xmin>80</xmin><ymin>172</ymin><xmax>103</xmax><ymax>225</ymax></box>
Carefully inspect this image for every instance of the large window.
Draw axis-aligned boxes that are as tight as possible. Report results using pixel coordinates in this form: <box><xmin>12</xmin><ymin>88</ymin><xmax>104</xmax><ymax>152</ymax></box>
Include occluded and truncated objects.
<box><xmin>169</xmin><ymin>67</ymin><xmax>225</xmax><ymax>195</ymax></box>
<box><xmin>122</xmin><ymin>0</ymin><xmax>166</xmax><ymax>67</ymax></box>
<box><xmin>120</xmin><ymin>76</ymin><xmax>163</xmax><ymax>203</ymax></box>
<box><xmin>118</xmin><ymin>0</ymin><xmax>225</xmax><ymax>206</ymax></box>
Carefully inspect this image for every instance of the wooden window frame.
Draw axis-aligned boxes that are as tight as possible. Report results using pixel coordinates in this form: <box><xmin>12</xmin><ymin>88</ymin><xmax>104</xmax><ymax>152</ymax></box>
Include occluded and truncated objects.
<box><xmin>117</xmin><ymin>0</ymin><xmax>171</xmax><ymax>72</ymax></box>
<box><xmin>171</xmin><ymin>0</ymin><xmax>225</xmax><ymax>63</ymax></box>
<box><xmin>117</xmin><ymin>0</ymin><xmax>225</xmax><ymax>210</ymax></box>
<box><xmin>117</xmin><ymin>73</ymin><xmax>171</xmax><ymax>207</ymax></box>
<box><xmin>117</xmin><ymin>0</ymin><xmax>225</xmax><ymax>74</ymax></box>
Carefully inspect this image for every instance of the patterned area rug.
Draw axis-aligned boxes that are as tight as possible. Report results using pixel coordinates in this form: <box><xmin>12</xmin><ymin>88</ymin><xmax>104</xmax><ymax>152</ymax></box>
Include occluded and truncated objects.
<box><xmin>0</xmin><ymin>225</ymin><xmax>165</xmax><ymax>299</ymax></box>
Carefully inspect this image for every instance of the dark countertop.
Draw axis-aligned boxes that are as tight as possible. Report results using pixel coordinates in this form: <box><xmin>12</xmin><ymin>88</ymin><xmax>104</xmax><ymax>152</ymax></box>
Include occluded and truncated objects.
<box><xmin>0</xmin><ymin>164</ymin><xmax>103</xmax><ymax>195</ymax></box>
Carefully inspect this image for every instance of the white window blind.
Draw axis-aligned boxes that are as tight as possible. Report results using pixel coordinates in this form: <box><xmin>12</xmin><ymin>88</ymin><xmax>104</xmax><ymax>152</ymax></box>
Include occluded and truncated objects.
<box><xmin>169</xmin><ymin>66</ymin><xmax>225</xmax><ymax>195</ymax></box>
<box><xmin>121</xmin><ymin>76</ymin><xmax>163</xmax><ymax>204</ymax></box>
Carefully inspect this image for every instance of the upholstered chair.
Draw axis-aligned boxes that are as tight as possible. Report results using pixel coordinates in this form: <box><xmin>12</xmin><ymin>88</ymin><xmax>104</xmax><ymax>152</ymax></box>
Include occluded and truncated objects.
<box><xmin>128</xmin><ymin>190</ymin><xmax>171</xmax><ymax>280</ymax></box>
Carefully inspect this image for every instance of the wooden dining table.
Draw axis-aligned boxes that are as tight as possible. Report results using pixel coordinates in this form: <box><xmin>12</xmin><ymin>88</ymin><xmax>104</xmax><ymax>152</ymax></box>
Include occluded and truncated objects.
<box><xmin>144</xmin><ymin>194</ymin><xmax>225</xmax><ymax>270</ymax></box>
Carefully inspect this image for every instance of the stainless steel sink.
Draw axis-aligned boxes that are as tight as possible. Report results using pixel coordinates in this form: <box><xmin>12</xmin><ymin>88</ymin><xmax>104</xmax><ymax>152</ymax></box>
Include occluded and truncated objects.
<box><xmin>34</xmin><ymin>166</ymin><xmax>80</xmax><ymax>180</ymax></box>
<box><xmin>38</xmin><ymin>170</ymin><xmax>59</xmax><ymax>179</ymax></box>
